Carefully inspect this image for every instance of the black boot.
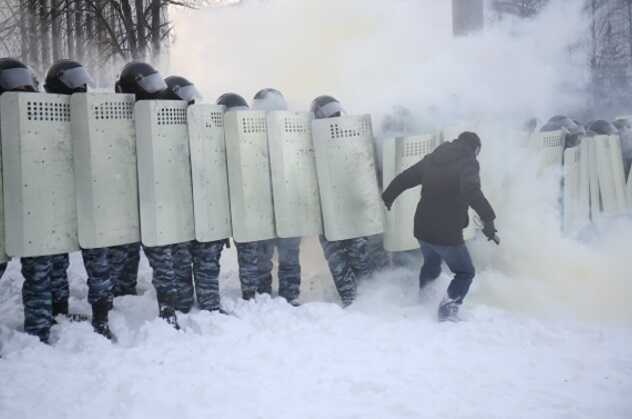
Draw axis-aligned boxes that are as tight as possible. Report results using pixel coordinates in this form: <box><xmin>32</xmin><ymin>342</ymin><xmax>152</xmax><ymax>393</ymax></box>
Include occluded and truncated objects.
<box><xmin>157</xmin><ymin>293</ymin><xmax>180</xmax><ymax>330</ymax></box>
<box><xmin>91</xmin><ymin>299</ymin><xmax>116</xmax><ymax>341</ymax></box>
<box><xmin>52</xmin><ymin>300</ymin><xmax>89</xmax><ymax>322</ymax></box>
<box><xmin>242</xmin><ymin>290</ymin><xmax>256</xmax><ymax>301</ymax></box>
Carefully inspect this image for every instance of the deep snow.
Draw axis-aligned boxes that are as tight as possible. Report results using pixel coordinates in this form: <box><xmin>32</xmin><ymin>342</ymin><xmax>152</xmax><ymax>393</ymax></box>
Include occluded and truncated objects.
<box><xmin>1</xmin><ymin>239</ymin><xmax>630</xmax><ymax>419</ymax></box>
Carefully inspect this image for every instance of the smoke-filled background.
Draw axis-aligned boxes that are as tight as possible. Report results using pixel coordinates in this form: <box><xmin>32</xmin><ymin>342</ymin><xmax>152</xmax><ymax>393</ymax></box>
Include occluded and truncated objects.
<box><xmin>171</xmin><ymin>0</ymin><xmax>631</xmax><ymax>324</ymax></box>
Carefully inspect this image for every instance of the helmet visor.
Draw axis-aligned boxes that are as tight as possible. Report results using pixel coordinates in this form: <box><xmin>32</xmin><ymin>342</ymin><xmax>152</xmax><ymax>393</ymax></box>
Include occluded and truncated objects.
<box><xmin>59</xmin><ymin>66</ymin><xmax>95</xmax><ymax>90</ymax></box>
<box><xmin>137</xmin><ymin>72</ymin><xmax>167</xmax><ymax>94</ymax></box>
<box><xmin>0</xmin><ymin>67</ymin><xmax>37</xmax><ymax>91</ymax></box>
<box><xmin>316</xmin><ymin>101</ymin><xmax>345</xmax><ymax>119</ymax></box>
<box><xmin>173</xmin><ymin>84</ymin><xmax>201</xmax><ymax>103</ymax></box>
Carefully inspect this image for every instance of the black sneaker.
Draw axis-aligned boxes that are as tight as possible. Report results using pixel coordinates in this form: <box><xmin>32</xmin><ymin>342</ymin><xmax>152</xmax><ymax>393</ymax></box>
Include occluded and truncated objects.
<box><xmin>159</xmin><ymin>307</ymin><xmax>180</xmax><ymax>330</ymax></box>
<box><xmin>52</xmin><ymin>300</ymin><xmax>88</xmax><ymax>322</ymax></box>
<box><xmin>438</xmin><ymin>297</ymin><xmax>461</xmax><ymax>322</ymax></box>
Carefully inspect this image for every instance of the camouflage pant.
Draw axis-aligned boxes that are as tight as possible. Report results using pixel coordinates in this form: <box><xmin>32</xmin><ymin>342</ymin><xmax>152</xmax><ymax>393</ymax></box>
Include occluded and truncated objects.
<box><xmin>258</xmin><ymin>237</ymin><xmax>302</xmax><ymax>301</ymax></box>
<box><xmin>366</xmin><ymin>234</ymin><xmax>390</xmax><ymax>275</ymax></box>
<box><xmin>50</xmin><ymin>253</ymin><xmax>70</xmax><ymax>305</ymax></box>
<box><xmin>109</xmin><ymin>242</ymin><xmax>141</xmax><ymax>295</ymax></box>
<box><xmin>173</xmin><ymin>240</ymin><xmax>225</xmax><ymax>312</ymax></box>
<box><xmin>235</xmin><ymin>241</ymin><xmax>264</xmax><ymax>298</ymax></box>
<box><xmin>21</xmin><ymin>256</ymin><xmax>54</xmax><ymax>339</ymax></box>
<box><xmin>319</xmin><ymin>236</ymin><xmax>370</xmax><ymax>306</ymax></box>
<box><xmin>142</xmin><ymin>244</ymin><xmax>177</xmax><ymax>309</ymax></box>
<box><xmin>81</xmin><ymin>247</ymin><xmax>113</xmax><ymax>305</ymax></box>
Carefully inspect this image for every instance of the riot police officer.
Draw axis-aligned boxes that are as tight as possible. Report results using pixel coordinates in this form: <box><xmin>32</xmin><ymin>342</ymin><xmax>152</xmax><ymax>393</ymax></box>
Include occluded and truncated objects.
<box><xmin>251</xmin><ymin>88</ymin><xmax>302</xmax><ymax>305</ymax></box>
<box><xmin>114</xmin><ymin>62</ymin><xmax>180</xmax><ymax>329</ymax></box>
<box><xmin>1</xmin><ymin>58</ymin><xmax>59</xmax><ymax>342</ymax></box>
<box><xmin>44</xmin><ymin>59</ymin><xmax>115</xmax><ymax>339</ymax></box>
<box><xmin>310</xmin><ymin>95</ymin><xmax>372</xmax><ymax>307</ymax></box>
<box><xmin>217</xmin><ymin>93</ymin><xmax>267</xmax><ymax>300</ymax></box>
<box><xmin>162</xmin><ymin>75</ymin><xmax>226</xmax><ymax>313</ymax></box>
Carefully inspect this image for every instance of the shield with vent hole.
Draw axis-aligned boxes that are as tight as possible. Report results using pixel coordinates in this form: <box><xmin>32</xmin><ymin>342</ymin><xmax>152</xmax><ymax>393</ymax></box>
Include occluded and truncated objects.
<box><xmin>267</xmin><ymin>111</ymin><xmax>322</xmax><ymax>238</ymax></box>
<box><xmin>135</xmin><ymin>100</ymin><xmax>194</xmax><ymax>246</ymax></box>
<box><xmin>0</xmin><ymin>92</ymin><xmax>79</xmax><ymax>257</ymax></box>
<box><xmin>383</xmin><ymin>134</ymin><xmax>439</xmax><ymax>251</ymax></box>
<box><xmin>530</xmin><ymin>129</ymin><xmax>565</xmax><ymax>171</ymax></box>
<box><xmin>71</xmin><ymin>93</ymin><xmax>140</xmax><ymax>248</ymax></box>
<box><xmin>224</xmin><ymin>110</ymin><xmax>275</xmax><ymax>242</ymax></box>
<box><xmin>312</xmin><ymin>114</ymin><xmax>383</xmax><ymax>241</ymax></box>
<box><xmin>187</xmin><ymin>104</ymin><xmax>231</xmax><ymax>242</ymax></box>
<box><xmin>586</xmin><ymin>134</ymin><xmax>629</xmax><ymax>218</ymax></box>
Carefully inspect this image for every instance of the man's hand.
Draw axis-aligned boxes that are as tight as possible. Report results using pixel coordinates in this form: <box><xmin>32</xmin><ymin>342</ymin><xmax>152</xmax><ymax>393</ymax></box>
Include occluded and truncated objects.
<box><xmin>482</xmin><ymin>220</ymin><xmax>499</xmax><ymax>245</ymax></box>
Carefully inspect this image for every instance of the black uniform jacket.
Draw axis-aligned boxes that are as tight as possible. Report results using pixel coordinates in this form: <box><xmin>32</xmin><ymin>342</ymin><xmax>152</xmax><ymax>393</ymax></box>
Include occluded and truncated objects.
<box><xmin>382</xmin><ymin>139</ymin><xmax>496</xmax><ymax>246</ymax></box>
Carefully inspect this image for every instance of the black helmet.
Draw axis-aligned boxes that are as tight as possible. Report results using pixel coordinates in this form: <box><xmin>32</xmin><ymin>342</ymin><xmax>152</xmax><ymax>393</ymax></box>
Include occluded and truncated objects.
<box><xmin>588</xmin><ymin>120</ymin><xmax>617</xmax><ymax>136</ymax></box>
<box><xmin>44</xmin><ymin>59</ymin><xmax>94</xmax><ymax>95</ymax></box>
<box><xmin>0</xmin><ymin>57</ymin><xmax>38</xmax><ymax>95</ymax></box>
<box><xmin>252</xmin><ymin>88</ymin><xmax>287</xmax><ymax>111</ymax></box>
<box><xmin>216</xmin><ymin>93</ymin><xmax>249</xmax><ymax>111</ymax></box>
<box><xmin>310</xmin><ymin>95</ymin><xmax>345</xmax><ymax>119</ymax></box>
<box><xmin>540</xmin><ymin>115</ymin><xmax>581</xmax><ymax>134</ymax></box>
<box><xmin>163</xmin><ymin>75</ymin><xmax>201</xmax><ymax>104</ymax></box>
<box><xmin>115</xmin><ymin>62</ymin><xmax>167</xmax><ymax>100</ymax></box>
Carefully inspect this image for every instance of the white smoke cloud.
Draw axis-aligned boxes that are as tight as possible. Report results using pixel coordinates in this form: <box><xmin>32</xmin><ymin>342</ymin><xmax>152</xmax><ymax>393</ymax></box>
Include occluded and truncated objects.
<box><xmin>170</xmin><ymin>1</ymin><xmax>632</xmax><ymax>324</ymax></box>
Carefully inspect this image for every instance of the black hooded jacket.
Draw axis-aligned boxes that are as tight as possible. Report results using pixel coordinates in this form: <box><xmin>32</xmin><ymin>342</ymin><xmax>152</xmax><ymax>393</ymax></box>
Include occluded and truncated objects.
<box><xmin>382</xmin><ymin>138</ymin><xmax>496</xmax><ymax>246</ymax></box>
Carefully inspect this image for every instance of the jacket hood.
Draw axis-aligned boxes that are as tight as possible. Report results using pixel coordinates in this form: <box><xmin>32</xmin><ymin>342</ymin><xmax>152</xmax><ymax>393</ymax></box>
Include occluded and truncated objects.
<box><xmin>429</xmin><ymin>140</ymin><xmax>474</xmax><ymax>165</ymax></box>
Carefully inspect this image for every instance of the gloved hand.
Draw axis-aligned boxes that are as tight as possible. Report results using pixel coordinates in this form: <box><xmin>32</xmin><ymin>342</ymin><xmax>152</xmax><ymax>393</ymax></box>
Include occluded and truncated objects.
<box><xmin>482</xmin><ymin>220</ymin><xmax>499</xmax><ymax>244</ymax></box>
<box><xmin>382</xmin><ymin>193</ymin><xmax>393</xmax><ymax>211</ymax></box>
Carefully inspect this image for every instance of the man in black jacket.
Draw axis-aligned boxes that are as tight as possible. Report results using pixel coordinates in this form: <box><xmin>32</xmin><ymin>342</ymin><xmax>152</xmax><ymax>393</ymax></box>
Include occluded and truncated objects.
<box><xmin>382</xmin><ymin>132</ymin><xmax>497</xmax><ymax>321</ymax></box>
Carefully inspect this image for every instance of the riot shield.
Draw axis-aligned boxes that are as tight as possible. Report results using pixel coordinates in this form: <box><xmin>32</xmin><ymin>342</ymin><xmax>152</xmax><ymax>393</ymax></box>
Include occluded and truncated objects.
<box><xmin>312</xmin><ymin>114</ymin><xmax>384</xmax><ymax>241</ymax></box>
<box><xmin>591</xmin><ymin>134</ymin><xmax>629</xmax><ymax>216</ymax></box>
<box><xmin>562</xmin><ymin>144</ymin><xmax>590</xmax><ymax>235</ymax></box>
<box><xmin>267</xmin><ymin>111</ymin><xmax>322</xmax><ymax>238</ymax></box>
<box><xmin>187</xmin><ymin>104</ymin><xmax>232</xmax><ymax>242</ymax></box>
<box><xmin>224</xmin><ymin>110</ymin><xmax>276</xmax><ymax>243</ymax></box>
<box><xmin>134</xmin><ymin>100</ymin><xmax>195</xmax><ymax>246</ymax></box>
<box><xmin>0</xmin><ymin>141</ymin><xmax>7</xmax><ymax>263</ymax></box>
<box><xmin>530</xmin><ymin>129</ymin><xmax>565</xmax><ymax>171</ymax></box>
<box><xmin>382</xmin><ymin>134</ymin><xmax>439</xmax><ymax>252</ymax></box>
<box><xmin>71</xmin><ymin>93</ymin><xmax>140</xmax><ymax>248</ymax></box>
<box><xmin>0</xmin><ymin>92</ymin><xmax>79</xmax><ymax>257</ymax></box>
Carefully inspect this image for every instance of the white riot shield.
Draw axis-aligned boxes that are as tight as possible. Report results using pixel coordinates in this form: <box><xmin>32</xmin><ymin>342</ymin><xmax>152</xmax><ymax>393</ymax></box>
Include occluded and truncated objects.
<box><xmin>382</xmin><ymin>134</ymin><xmax>439</xmax><ymax>252</ymax></box>
<box><xmin>312</xmin><ymin>115</ymin><xmax>384</xmax><ymax>241</ymax></box>
<box><xmin>530</xmin><ymin>130</ymin><xmax>565</xmax><ymax>171</ymax></box>
<box><xmin>627</xmin><ymin>167</ymin><xmax>632</xmax><ymax>205</ymax></box>
<box><xmin>562</xmin><ymin>145</ymin><xmax>590</xmax><ymax>235</ymax></box>
<box><xmin>135</xmin><ymin>100</ymin><xmax>195</xmax><ymax>246</ymax></box>
<box><xmin>592</xmin><ymin>134</ymin><xmax>629</xmax><ymax>216</ymax></box>
<box><xmin>224</xmin><ymin>110</ymin><xmax>275</xmax><ymax>242</ymax></box>
<box><xmin>0</xmin><ymin>146</ymin><xmax>7</xmax><ymax>263</ymax></box>
<box><xmin>187</xmin><ymin>104</ymin><xmax>231</xmax><ymax>242</ymax></box>
<box><xmin>267</xmin><ymin>111</ymin><xmax>322</xmax><ymax>238</ymax></box>
<box><xmin>71</xmin><ymin>93</ymin><xmax>140</xmax><ymax>248</ymax></box>
<box><xmin>0</xmin><ymin>92</ymin><xmax>79</xmax><ymax>257</ymax></box>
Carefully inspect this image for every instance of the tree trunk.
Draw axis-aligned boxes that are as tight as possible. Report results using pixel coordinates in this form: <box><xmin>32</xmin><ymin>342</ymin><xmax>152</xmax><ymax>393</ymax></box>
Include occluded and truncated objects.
<box><xmin>51</xmin><ymin>0</ymin><xmax>62</xmax><ymax>61</ymax></box>
<box><xmin>120</xmin><ymin>0</ymin><xmax>138</xmax><ymax>59</ymax></box>
<box><xmin>74</xmin><ymin>0</ymin><xmax>85</xmax><ymax>62</ymax></box>
<box><xmin>65</xmin><ymin>0</ymin><xmax>74</xmax><ymax>58</ymax></box>
<box><xmin>150</xmin><ymin>0</ymin><xmax>161</xmax><ymax>60</ymax></box>
<box><xmin>135</xmin><ymin>0</ymin><xmax>146</xmax><ymax>59</ymax></box>
<box><xmin>19</xmin><ymin>0</ymin><xmax>29</xmax><ymax>61</ymax></box>
<box><xmin>39</xmin><ymin>0</ymin><xmax>50</xmax><ymax>69</ymax></box>
<box><xmin>28</xmin><ymin>0</ymin><xmax>40</xmax><ymax>71</ymax></box>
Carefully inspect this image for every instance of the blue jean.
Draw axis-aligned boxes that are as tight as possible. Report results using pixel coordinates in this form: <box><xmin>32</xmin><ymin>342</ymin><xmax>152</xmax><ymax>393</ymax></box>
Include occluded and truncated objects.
<box><xmin>418</xmin><ymin>240</ymin><xmax>475</xmax><ymax>303</ymax></box>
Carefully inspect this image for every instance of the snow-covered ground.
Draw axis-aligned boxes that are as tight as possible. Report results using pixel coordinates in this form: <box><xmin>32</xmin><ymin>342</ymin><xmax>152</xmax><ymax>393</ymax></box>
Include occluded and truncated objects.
<box><xmin>1</xmin><ymin>238</ymin><xmax>630</xmax><ymax>419</ymax></box>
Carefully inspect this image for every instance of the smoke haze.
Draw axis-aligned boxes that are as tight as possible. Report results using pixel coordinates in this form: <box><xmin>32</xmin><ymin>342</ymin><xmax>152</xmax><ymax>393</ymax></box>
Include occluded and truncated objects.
<box><xmin>171</xmin><ymin>1</ymin><xmax>631</xmax><ymax>324</ymax></box>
